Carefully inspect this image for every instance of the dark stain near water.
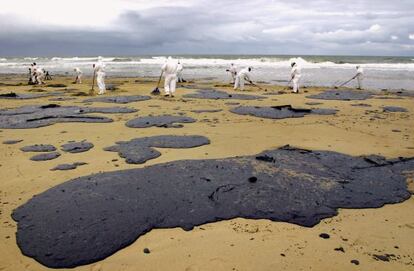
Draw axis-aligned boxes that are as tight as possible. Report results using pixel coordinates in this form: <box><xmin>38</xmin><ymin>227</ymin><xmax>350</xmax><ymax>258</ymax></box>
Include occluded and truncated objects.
<box><xmin>12</xmin><ymin>145</ymin><xmax>414</xmax><ymax>268</ymax></box>
<box><xmin>104</xmin><ymin>135</ymin><xmax>210</xmax><ymax>164</ymax></box>
<box><xmin>83</xmin><ymin>95</ymin><xmax>151</xmax><ymax>104</ymax></box>
<box><xmin>126</xmin><ymin>115</ymin><xmax>196</xmax><ymax>128</ymax></box>
<box><xmin>183</xmin><ymin>89</ymin><xmax>265</xmax><ymax>100</ymax></box>
<box><xmin>230</xmin><ymin>105</ymin><xmax>337</xmax><ymax>119</ymax></box>
<box><xmin>0</xmin><ymin>104</ymin><xmax>137</xmax><ymax>129</ymax></box>
<box><xmin>307</xmin><ymin>90</ymin><xmax>373</xmax><ymax>101</ymax></box>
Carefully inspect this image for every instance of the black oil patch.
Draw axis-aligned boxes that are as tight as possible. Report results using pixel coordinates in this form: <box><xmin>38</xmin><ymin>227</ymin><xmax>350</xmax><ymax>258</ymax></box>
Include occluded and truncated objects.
<box><xmin>0</xmin><ymin>104</ymin><xmax>137</xmax><ymax>129</ymax></box>
<box><xmin>30</xmin><ymin>152</ymin><xmax>61</xmax><ymax>161</ymax></box>
<box><xmin>104</xmin><ymin>135</ymin><xmax>210</xmax><ymax>164</ymax></box>
<box><xmin>382</xmin><ymin>106</ymin><xmax>408</xmax><ymax>113</ymax></box>
<box><xmin>83</xmin><ymin>95</ymin><xmax>151</xmax><ymax>104</ymax></box>
<box><xmin>307</xmin><ymin>90</ymin><xmax>373</xmax><ymax>101</ymax></box>
<box><xmin>230</xmin><ymin>105</ymin><xmax>337</xmax><ymax>119</ymax></box>
<box><xmin>21</xmin><ymin>144</ymin><xmax>57</xmax><ymax>152</ymax></box>
<box><xmin>126</xmin><ymin>116</ymin><xmax>196</xmax><ymax>128</ymax></box>
<box><xmin>12</xmin><ymin>146</ymin><xmax>414</xmax><ymax>268</ymax></box>
<box><xmin>51</xmin><ymin>162</ymin><xmax>87</xmax><ymax>171</ymax></box>
<box><xmin>61</xmin><ymin>141</ymin><xmax>94</xmax><ymax>154</ymax></box>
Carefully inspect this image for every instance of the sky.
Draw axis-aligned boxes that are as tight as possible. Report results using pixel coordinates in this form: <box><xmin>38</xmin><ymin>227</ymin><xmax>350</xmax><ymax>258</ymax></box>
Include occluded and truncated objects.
<box><xmin>0</xmin><ymin>0</ymin><xmax>414</xmax><ymax>56</ymax></box>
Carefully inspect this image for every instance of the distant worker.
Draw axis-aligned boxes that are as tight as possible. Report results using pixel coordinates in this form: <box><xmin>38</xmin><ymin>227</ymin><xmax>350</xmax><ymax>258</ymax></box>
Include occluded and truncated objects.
<box><xmin>28</xmin><ymin>68</ymin><xmax>35</xmax><ymax>85</ymax></box>
<box><xmin>74</xmin><ymin>67</ymin><xmax>82</xmax><ymax>84</ymax></box>
<box><xmin>234</xmin><ymin>67</ymin><xmax>253</xmax><ymax>91</ymax></box>
<box><xmin>93</xmin><ymin>57</ymin><xmax>106</xmax><ymax>95</ymax></box>
<box><xmin>177</xmin><ymin>61</ymin><xmax>186</xmax><ymax>83</ymax></box>
<box><xmin>44</xmin><ymin>71</ymin><xmax>52</xmax><ymax>80</ymax></box>
<box><xmin>161</xmin><ymin>56</ymin><xmax>179</xmax><ymax>97</ymax></box>
<box><xmin>226</xmin><ymin>63</ymin><xmax>238</xmax><ymax>84</ymax></box>
<box><xmin>30</xmin><ymin>63</ymin><xmax>37</xmax><ymax>84</ymax></box>
<box><xmin>290</xmin><ymin>62</ymin><xmax>301</xmax><ymax>93</ymax></box>
<box><xmin>355</xmin><ymin>65</ymin><xmax>364</xmax><ymax>89</ymax></box>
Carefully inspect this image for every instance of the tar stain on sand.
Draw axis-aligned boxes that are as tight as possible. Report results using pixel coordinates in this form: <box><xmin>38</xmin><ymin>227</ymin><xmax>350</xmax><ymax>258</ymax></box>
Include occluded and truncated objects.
<box><xmin>51</xmin><ymin>162</ymin><xmax>87</xmax><ymax>171</ymax></box>
<box><xmin>12</xmin><ymin>145</ymin><xmax>414</xmax><ymax>268</ymax></box>
<box><xmin>83</xmin><ymin>95</ymin><xmax>151</xmax><ymax>104</ymax></box>
<box><xmin>104</xmin><ymin>135</ymin><xmax>210</xmax><ymax>164</ymax></box>
<box><xmin>61</xmin><ymin>141</ymin><xmax>94</xmax><ymax>154</ymax></box>
<box><xmin>20</xmin><ymin>144</ymin><xmax>57</xmax><ymax>152</ymax></box>
<box><xmin>307</xmin><ymin>90</ymin><xmax>373</xmax><ymax>101</ymax></box>
<box><xmin>126</xmin><ymin>115</ymin><xmax>196</xmax><ymax>128</ymax></box>
<box><xmin>30</xmin><ymin>152</ymin><xmax>61</xmax><ymax>161</ymax></box>
<box><xmin>230</xmin><ymin>105</ymin><xmax>337</xmax><ymax>119</ymax></box>
<box><xmin>0</xmin><ymin>104</ymin><xmax>137</xmax><ymax>129</ymax></box>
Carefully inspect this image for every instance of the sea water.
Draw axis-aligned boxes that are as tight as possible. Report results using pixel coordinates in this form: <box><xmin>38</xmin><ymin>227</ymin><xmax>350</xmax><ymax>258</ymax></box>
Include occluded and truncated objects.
<box><xmin>0</xmin><ymin>55</ymin><xmax>413</xmax><ymax>90</ymax></box>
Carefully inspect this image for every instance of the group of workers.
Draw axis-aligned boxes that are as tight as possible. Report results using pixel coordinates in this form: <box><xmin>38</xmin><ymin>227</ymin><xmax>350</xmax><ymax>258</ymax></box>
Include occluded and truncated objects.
<box><xmin>28</xmin><ymin>63</ymin><xmax>52</xmax><ymax>85</ymax></box>
<box><xmin>31</xmin><ymin>56</ymin><xmax>365</xmax><ymax>96</ymax></box>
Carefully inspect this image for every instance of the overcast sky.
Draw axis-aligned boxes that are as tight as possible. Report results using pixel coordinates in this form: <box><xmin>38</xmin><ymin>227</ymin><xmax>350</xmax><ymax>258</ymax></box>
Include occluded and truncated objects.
<box><xmin>1</xmin><ymin>0</ymin><xmax>413</xmax><ymax>56</ymax></box>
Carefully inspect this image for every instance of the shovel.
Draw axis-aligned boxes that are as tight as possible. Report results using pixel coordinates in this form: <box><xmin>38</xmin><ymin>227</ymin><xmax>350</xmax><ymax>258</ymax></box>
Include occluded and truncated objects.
<box><xmin>151</xmin><ymin>71</ymin><xmax>163</xmax><ymax>95</ymax></box>
<box><xmin>89</xmin><ymin>70</ymin><xmax>96</xmax><ymax>96</ymax></box>
<box><xmin>335</xmin><ymin>76</ymin><xmax>355</xmax><ymax>89</ymax></box>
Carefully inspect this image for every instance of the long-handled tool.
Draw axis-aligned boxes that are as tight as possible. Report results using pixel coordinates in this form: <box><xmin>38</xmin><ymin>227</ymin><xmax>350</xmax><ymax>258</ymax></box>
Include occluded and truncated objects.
<box><xmin>249</xmin><ymin>81</ymin><xmax>265</xmax><ymax>91</ymax></box>
<box><xmin>283</xmin><ymin>78</ymin><xmax>293</xmax><ymax>90</ymax></box>
<box><xmin>89</xmin><ymin>70</ymin><xmax>96</xmax><ymax>96</ymax></box>
<box><xmin>335</xmin><ymin>76</ymin><xmax>356</xmax><ymax>89</ymax></box>
<box><xmin>151</xmin><ymin>71</ymin><xmax>163</xmax><ymax>95</ymax></box>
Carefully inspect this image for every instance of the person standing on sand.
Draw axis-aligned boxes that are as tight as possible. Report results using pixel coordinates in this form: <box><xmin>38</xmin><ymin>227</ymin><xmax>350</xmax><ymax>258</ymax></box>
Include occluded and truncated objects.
<box><xmin>355</xmin><ymin>65</ymin><xmax>364</xmax><ymax>90</ymax></box>
<box><xmin>34</xmin><ymin>66</ymin><xmax>45</xmax><ymax>85</ymax></box>
<box><xmin>290</xmin><ymin>62</ymin><xmax>301</xmax><ymax>93</ymax></box>
<box><xmin>227</xmin><ymin>63</ymin><xmax>238</xmax><ymax>84</ymax></box>
<box><xmin>74</xmin><ymin>67</ymin><xmax>82</xmax><ymax>84</ymax></box>
<box><xmin>234</xmin><ymin>67</ymin><xmax>253</xmax><ymax>91</ymax></box>
<box><xmin>93</xmin><ymin>57</ymin><xmax>106</xmax><ymax>95</ymax></box>
<box><xmin>177</xmin><ymin>61</ymin><xmax>186</xmax><ymax>83</ymax></box>
<box><xmin>161</xmin><ymin>56</ymin><xmax>179</xmax><ymax>97</ymax></box>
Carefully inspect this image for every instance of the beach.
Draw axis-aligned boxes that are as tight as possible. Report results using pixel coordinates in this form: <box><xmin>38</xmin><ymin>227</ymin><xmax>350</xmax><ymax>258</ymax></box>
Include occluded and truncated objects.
<box><xmin>0</xmin><ymin>73</ymin><xmax>413</xmax><ymax>270</ymax></box>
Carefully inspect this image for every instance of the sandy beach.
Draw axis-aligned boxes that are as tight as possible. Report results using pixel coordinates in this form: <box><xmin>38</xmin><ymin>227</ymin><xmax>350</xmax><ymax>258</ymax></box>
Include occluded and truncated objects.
<box><xmin>0</xmin><ymin>74</ymin><xmax>413</xmax><ymax>270</ymax></box>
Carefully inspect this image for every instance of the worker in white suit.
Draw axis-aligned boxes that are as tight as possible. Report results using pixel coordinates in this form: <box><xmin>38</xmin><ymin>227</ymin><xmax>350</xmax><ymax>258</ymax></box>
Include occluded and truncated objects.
<box><xmin>234</xmin><ymin>67</ymin><xmax>253</xmax><ymax>91</ymax></box>
<box><xmin>33</xmin><ymin>64</ymin><xmax>45</xmax><ymax>85</ymax></box>
<box><xmin>177</xmin><ymin>61</ymin><xmax>185</xmax><ymax>83</ymax></box>
<box><xmin>74</xmin><ymin>67</ymin><xmax>82</xmax><ymax>84</ymax></box>
<box><xmin>227</xmin><ymin>63</ymin><xmax>238</xmax><ymax>84</ymax></box>
<box><xmin>290</xmin><ymin>62</ymin><xmax>302</xmax><ymax>93</ymax></box>
<box><xmin>355</xmin><ymin>66</ymin><xmax>364</xmax><ymax>89</ymax></box>
<box><xmin>93</xmin><ymin>57</ymin><xmax>106</xmax><ymax>95</ymax></box>
<box><xmin>161</xmin><ymin>57</ymin><xmax>179</xmax><ymax>97</ymax></box>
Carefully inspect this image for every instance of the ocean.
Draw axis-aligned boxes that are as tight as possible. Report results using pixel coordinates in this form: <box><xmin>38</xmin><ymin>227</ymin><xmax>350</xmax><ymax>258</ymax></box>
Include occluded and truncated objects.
<box><xmin>0</xmin><ymin>55</ymin><xmax>413</xmax><ymax>90</ymax></box>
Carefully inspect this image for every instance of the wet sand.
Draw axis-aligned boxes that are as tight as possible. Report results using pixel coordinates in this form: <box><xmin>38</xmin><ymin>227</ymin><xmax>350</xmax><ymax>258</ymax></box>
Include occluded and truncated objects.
<box><xmin>0</xmin><ymin>74</ymin><xmax>413</xmax><ymax>270</ymax></box>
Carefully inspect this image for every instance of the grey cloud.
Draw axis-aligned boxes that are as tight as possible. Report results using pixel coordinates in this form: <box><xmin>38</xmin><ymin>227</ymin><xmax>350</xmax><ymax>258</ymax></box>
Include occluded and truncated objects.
<box><xmin>1</xmin><ymin>0</ymin><xmax>414</xmax><ymax>56</ymax></box>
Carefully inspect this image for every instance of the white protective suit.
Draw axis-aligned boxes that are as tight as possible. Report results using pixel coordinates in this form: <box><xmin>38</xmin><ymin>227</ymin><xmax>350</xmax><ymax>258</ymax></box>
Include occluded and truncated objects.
<box><xmin>31</xmin><ymin>64</ymin><xmax>37</xmax><ymax>84</ymax></box>
<box><xmin>161</xmin><ymin>57</ymin><xmax>179</xmax><ymax>96</ymax></box>
<box><xmin>94</xmin><ymin>57</ymin><xmax>106</xmax><ymax>94</ymax></box>
<box><xmin>234</xmin><ymin>67</ymin><xmax>252</xmax><ymax>91</ymax></box>
<box><xmin>356</xmin><ymin>66</ymin><xmax>364</xmax><ymax>89</ymax></box>
<box><xmin>35</xmin><ymin>67</ymin><xmax>45</xmax><ymax>85</ymax></box>
<box><xmin>229</xmin><ymin>64</ymin><xmax>238</xmax><ymax>83</ymax></box>
<box><xmin>74</xmin><ymin>67</ymin><xmax>82</xmax><ymax>84</ymax></box>
<box><xmin>177</xmin><ymin>62</ymin><xmax>184</xmax><ymax>83</ymax></box>
<box><xmin>291</xmin><ymin>64</ymin><xmax>302</xmax><ymax>93</ymax></box>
